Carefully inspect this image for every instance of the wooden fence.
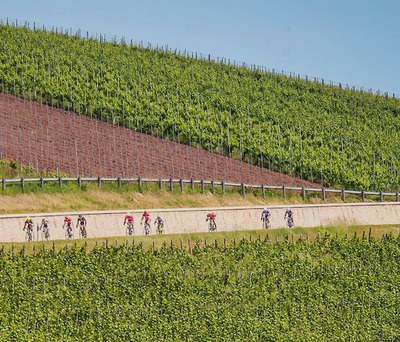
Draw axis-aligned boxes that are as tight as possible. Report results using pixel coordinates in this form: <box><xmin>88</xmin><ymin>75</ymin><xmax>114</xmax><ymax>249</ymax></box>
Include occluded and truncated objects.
<box><xmin>1</xmin><ymin>176</ymin><xmax>399</xmax><ymax>202</ymax></box>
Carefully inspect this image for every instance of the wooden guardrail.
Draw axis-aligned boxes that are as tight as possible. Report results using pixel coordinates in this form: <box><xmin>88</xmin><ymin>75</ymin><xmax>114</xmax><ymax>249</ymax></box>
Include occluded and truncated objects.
<box><xmin>1</xmin><ymin>176</ymin><xmax>398</xmax><ymax>202</ymax></box>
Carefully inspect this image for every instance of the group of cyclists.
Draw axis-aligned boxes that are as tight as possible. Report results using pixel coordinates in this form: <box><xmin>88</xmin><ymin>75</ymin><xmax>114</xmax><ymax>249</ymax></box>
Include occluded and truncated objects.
<box><xmin>261</xmin><ymin>208</ymin><xmax>294</xmax><ymax>229</ymax></box>
<box><xmin>124</xmin><ymin>211</ymin><xmax>165</xmax><ymax>236</ymax></box>
<box><xmin>22</xmin><ymin>208</ymin><xmax>294</xmax><ymax>241</ymax></box>
<box><xmin>23</xmin><ymin>214</ymin><xmax>88</xmax><ymax>241</ymax></box>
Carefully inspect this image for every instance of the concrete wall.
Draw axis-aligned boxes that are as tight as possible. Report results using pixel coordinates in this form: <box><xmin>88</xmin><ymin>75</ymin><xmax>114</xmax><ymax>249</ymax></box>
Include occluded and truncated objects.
<box><xmin>1</xmin><ymin>202</ymin><xmax>400</xmax><ymax>242</ymax></box>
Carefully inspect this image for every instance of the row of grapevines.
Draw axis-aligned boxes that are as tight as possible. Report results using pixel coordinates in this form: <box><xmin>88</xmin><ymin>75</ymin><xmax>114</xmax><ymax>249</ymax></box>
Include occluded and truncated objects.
<box><xmin>1</xmin><ymin>24</ymin><xmax>400</xmax><ymax>189</ymax></box>
<box><xmin>0</xmin><ymin>235</ymin><xmax>399</xmax><ymax>340</ymax></box>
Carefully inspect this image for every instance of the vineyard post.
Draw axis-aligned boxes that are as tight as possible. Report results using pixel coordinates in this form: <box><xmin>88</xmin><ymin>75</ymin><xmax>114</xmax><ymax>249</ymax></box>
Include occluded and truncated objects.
<box><xmin>85</xmin><ymin>241</ymin><xmax>88</xmax><ymax>253</ymax></box>
<box><xmin>214</xmin><ymin>239</ymin><xmax>218</xmax><ymax>248</ymax></box>
<box><xmin>33</xmin><ymin>245</ymin><xmax>36</xmax><ymax>256</ymax></box>
<box><xmin>180</xmin><ymin>179</ymin><xmax>184</xmax><ymax>192</ymax></box>
<box><xmin>105</xmin><ymin>239</ymin><xmax>109</xmax><ymax>249</ymax></box>
<box><xmin>211</xmin><ymin>180</ymin><xmax>215</xmax><ymax>194</ymax></box>
<box><xmin>262</xmin><ymin>184</ymin><xmax>265</xmax><ymax>198</ymax></box>
<box><xmin>78</xmin><ymin>177</ymin><xmax>81</xmax><ymax>189</ymax></box>
<box><xmin>152</xmin><ymin>242</ymin><xmax>155</xmax><ymax>254</ymax></box>
<box><xmin>180</xmin><ymin>239</ymin><xmax>183</xmax><ymax>250</ymax></box>
<box><xmin>169</xmin><ymin>178</ymin><xmax>173</xmax><ymax>192</ymax></box>
<box><xmin>397</xmin><ymin>192</ymin><xmax>399</xmax><ymax>202</ymax></box>
<box><xmin>379</xmin><ymin>191</ymin><xmax>383</xmax><ymax>202</ymax></box>
<box><xmin>21</xmin><ymin>178</ymin><xmax>25</xmax><ymax>189</ymax></box>
<box><xmin>322</xmin><ymin>188</ymin><xmax>326</xmax><ymax>201</ymax></box>
<box><xmin>40</xmin><ymin>177</ymin><xmax>44</xmax><ymax>189</ymax></box>
<box><xmin>52</xmin><ymin>242</ymin><xmax>55</xmax><ymax>256</ymax></box>
<box><xmin>159</xmin><ymin>178</ymin><xmax>163</xmax><ymax>190</ymax></box>
<box><xmin>241</xmin><ymin>183</ymin><xmax>246</xmax><ymax>197</ymax></box>
<box><xmin>43</xmin><ymin>244</ymin><xmax>46</xmax><ymax>253</ymax></box>
<box><xmin>22</xmin><ymin>245</ymin><xmax>25</xmax><ymax>259</ymax></box>
<box><xmin>201</xmin><ymin>179</ymin><xmax>205</xmax><ymax>194</ymax></box>
<box><xmin>191</xmin><ymin>178</ymin><xmax>194</xmax><ymax>191</ymax></box>
<box><xmin>125</xmin><ymin>240</ymin><xmax>129</xmax><ymax>249</ymax></box>
<box><xmin>362</xmin><ymin>231</ymin><xmax>366</xmax><ymax>240</ymax></box>
<box><xmin>224</xmin><ymin>238</ymin><xmax>227</xmax><ymax>248</ymax></box>
<box><xmin>341</xmin><ymin>188</ymin><xmax>345</xmax><ymax>202</ymax></box>
<box><xmin>11</xmin><ymin>245</ymin><xmax>14</xmax><ymax>256</ymax></box>
<box><xmin>301</xmin><ymin>186</ymin><xmax>306</xmax><ymax>199</ymax></box>
<box><xmin>2</xmin><ymin>179</ymin><xmax>5</xmax><ymax>190</ymax></box>
<box><xmin>282</xmin><ymin>185</ymin><xmax>286</xmax><ymax>199</ymax></box>
<box><xmin>138</xmin><ymin>177</ymin><xmax>142</xmax><ymax>191</ymax></box>
<box><xmin>368</xmin><ymin>227</ymin><xmax>372</xmax><ymax>241</ymax></box>
<box><xmin>97</xmin><ymin>177</ymin><xmax>102</xmax><ymax>188</ymax></box>
<box><xmin>188</xmin><ymin>239</ymin><xmax>192</xmax><ymax>253</ymax></box>
<box><xmin>361</xmin><ymin>190</ymin><xmax>365</xmax><ymax>202</ymax></box>
<box><xmin>117</xmin><ymin>177</ymin><xmax>121</xmax><ymax>188</ymax></box>
<box><xmin>58</xmin><ymin>177</ymin><xmax>62</xmax><ymax>188</ymax></box>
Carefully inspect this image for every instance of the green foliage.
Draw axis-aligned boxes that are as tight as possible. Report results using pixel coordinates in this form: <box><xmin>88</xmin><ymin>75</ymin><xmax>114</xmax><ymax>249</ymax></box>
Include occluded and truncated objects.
<box><xmin>0</xmin><ymin>236</ymin><xmax>400</xmax><ymax>340</ymax></box>
<box><xmin>1</xmin><ymin>24</ymin><xmax>400</xmax><ymax>190</ymax></box>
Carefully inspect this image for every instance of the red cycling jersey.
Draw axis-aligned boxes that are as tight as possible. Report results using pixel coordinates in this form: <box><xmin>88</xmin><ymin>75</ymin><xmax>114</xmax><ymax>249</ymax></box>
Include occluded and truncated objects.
<box><xmin>64</xmin><ymin>218</ymin><xmax>72</xmax><ymax>226</ymax></box>
<box><xmin>142</xmin><ymin>212</ymin><xmax>150</xmax><ymax>223</ymax></box>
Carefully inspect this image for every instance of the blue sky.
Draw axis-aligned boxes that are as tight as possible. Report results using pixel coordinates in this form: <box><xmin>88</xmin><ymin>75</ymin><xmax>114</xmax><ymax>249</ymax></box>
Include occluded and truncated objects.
<box><xmin>3</xmin><ymin>0</ymin><xmax>400</xmax><ymax>95</ymax></box>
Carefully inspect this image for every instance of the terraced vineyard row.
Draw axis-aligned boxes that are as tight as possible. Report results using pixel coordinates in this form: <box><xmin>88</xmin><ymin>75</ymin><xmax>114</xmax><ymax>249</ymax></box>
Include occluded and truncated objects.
<box><xmin>0</xmin><ymin>235</ymin><xmax>399</xmax><ymax>341</ymax></box>
<box><xmin>1</xmin><ymin>23</ymin><xmax>400</xmax><ymax>190</ymax></box>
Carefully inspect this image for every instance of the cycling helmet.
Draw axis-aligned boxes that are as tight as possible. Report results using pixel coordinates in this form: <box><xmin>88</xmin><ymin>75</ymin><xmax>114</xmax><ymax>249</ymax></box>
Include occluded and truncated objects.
<box><xmin>126</xmin><ymin>212</ymin><xmax>131</xmax><ymax>216</ymax></box>
<box><xmin>26</xmin><ymin>217</ymin><xmax>30</xmax><ymax>221</ymax></box>
<box><xmin>42</xmin><ymin>218</ymin><xmax>46</xmax><ymax>222</ymax></box>
<box><xmin>266</xmin><ymin>210</ymin><xmax>270</xmax><ymax>214</ymax></box>
<box><xmin>78</xmin><ymin>214</ymin><xmax>82</xmax><ymax>218</ymax></box>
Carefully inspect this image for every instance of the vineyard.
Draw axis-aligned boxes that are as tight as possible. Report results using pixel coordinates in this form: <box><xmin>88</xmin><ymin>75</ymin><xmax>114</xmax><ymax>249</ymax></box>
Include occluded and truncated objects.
<box><xmin>1</xmin><ymin>22</ymin><xmax>400</xmax><ymax>190</ymax></box>
<box><xmin>0</xmin><ymin>234</ymin><xmax>399</xmax><ymax>341</ymax></box>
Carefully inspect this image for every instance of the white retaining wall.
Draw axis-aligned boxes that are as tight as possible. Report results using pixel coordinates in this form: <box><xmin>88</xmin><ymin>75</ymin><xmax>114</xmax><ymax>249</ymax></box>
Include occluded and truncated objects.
<box><xmin>0</xmin><ymin>202</ymin><xmax>399</xmax><ymax>242</ymax></box>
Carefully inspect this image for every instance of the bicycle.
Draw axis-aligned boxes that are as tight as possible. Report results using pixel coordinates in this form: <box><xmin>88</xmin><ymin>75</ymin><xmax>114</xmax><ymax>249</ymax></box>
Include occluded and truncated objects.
<box><xmin>41</xmin><ymin>226</ymin><xmax>50</xmax><ymax>241</ymax></box>
<box><xmin>208</xmin><ymin>219</ymin><xmax>217</xmax><ymax>232</ymax></box>
<box><xmin>126</xmin><ymin>221</ymin><xmax>134</xmax><ymax>236</ymax></box>
<box><xmin>64</xmin><ymin>226</ymin><xmax>74</xmax><ymax>240</ymax></box>
<box><xmin>285</xmin><ymin>216</ymin><xmax>294</xmax><ymax>228</ymax></box>
<box><xmin>143</xmin><ymin>221</ymin><xmax>151</xmax><ymax>235</ymax></box>
<box><xmin>79</xmin><ymin>224</ymin><xmax>87</xmax><ymax>239</ymax></box>
<box><xmin>25</xmin><ymin>228</ymin><xmax>34</xmax><ymax>242</ymax></box>
<box><xmin>262</xmin><ymin>218</ymin><xmax>271</xmax><ymax>229</ymax></box>
<box><xmin>156</xmin><ymin>222</ymin><xmax>164</xmax><ymax>234</ymax></box>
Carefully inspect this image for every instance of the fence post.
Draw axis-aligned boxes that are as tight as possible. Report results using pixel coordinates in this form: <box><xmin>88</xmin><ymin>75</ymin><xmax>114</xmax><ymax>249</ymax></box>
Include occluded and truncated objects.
<box><xmin>241</xmin><ymin>182</ymin><xmax>246</xmax><ymax>197</ymax></box>
<box><xmin>211</xmin><ymin>180</ymin><xmax>215</xmax><ymax>194</ymax></box>
<box><xmin>282</xmin><ymin>185</ymin><xmax>286</xmax><ymax>199</ymax></box>
<box><xmin>180</xmin><ymin>179</ymin><xmax>184</xmax><ymax>192</ymax></box>
<box><xmin>221</xmin><ymin>181</ymin><xmax>225</xmax><ymax>195</ymax></box>
<box><xmin>58</xmin><ymin>177</ymin><xmax>62</xmax><ymax>188</ymax></box>
<box><xmin>138</xmin><ymin>177</ymin><xmax>142</xmax><ymax>191</ymax></box>
<box><xmin>380</xmin><ymin>191</ymin><xmax>383</xmax><ymax>202</ymax></box>
<box><xmin>190</xmin><ymin>178</ymin><xmax>194</xmax><ymax>191</ymax></box>
<box><xmin>159</xmin><ymin>178</ymin><xmax>163</xmax><ymax>190</ymax></box>
<box><xmin>201</xmin><ymin>179</ymin><xmax>205</xmax><ymax>194</ymax></box>
<box><xmin>40</xmin><ymin>177</ymin><xmax>44</xmax><ymax>189</ymax></box>
<box><xmin>117</xmin><ymin>177</ymin><xmax>121</xmax><ymax>188</ymax></box>
<box><xmin>361</xmin><ymin>189</ymin><xmax>365</xmax><ymax>202</ymax></box>
<box><xmin>322</xmin><ymin>187</ymin><xmax>326</xmax><ymax>201</ymax></box>
<box><xmin>341</xmin><ymin>188</ymin><xmax>345</xmax><ymax>202</ymax></box>
<box><xmin>169</xmin><ymin>178</ymin><xmax>173</xmax><ymax>192</ymax></box>
<box><xmin>1</xmin><ymin>179</ymin><xmax>5</xmax><ymax>190</ymax></box>
<box><xmin>21</xmin><ymin>178</ymin><xmax>25</xmax><ymax>189</ymax></box>
<box><xmin>261</xmin><ymin>184</ymin><xmax>265</xmax><ymax>198</ymax></box>
<box><xmin>301</xmin><ymin>186</ymin><xmax>306</xmax><ymax>199</ymax></box>
<box><xmin>78</xmin><ymin>177</ymin><xmax>82</xmax><ymax>188</ymax></box>
<box><xmin>97</xmin><ymin>177</ymin><xmax>101</xmax><ymax>188</ymax></box>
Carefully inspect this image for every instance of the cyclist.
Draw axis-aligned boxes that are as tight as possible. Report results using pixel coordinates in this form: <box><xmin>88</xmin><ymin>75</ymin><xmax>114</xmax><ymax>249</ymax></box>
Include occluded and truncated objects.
<box><xmin>206</xmin><ymin>212</ymin><xmax>217</xmax><ymax>230</ymax></box>
<box><xmin>23</xmin><ymin>216</ymin><xmax>34</xmax><ymax>232</ymax></box>
<box><xmin>261</xmin><ymin>208</ymin><xmax>271</xmax><ymax>228</ymax></box>
<box><xmin>124</xmin><ymin>212</ymin><xmax>134</xmax><ymax>235</ymax></box>
<box><xmin>154</xmin><ymin>215</ymin><xmax>165</xmax><ymax>234</ymax></box>
<box><xmin>124</xmin><ymin>212</ymin><xmax>134</xmax><ymax>225</ymax></box>
<box><xmin>40</xmin><ymin>218</ymin><xmax>50</xmax><ymax>239</ymax></box>
<box><xmin>63</xmin><ymin>216</ymin><xmax>73</xmax><ymax>236</ymax></box>
<box><xmin>284</xmin><ymin>208</ymin><xmax>294</xmax><ymax>227</ymax></box>
<box><xmin>141</xmin><ymin>210</ymin><xmax>150</xmax><ymax>226</ymax></box>
<box><xmin>76</xmin><ymin>214</ymin><xmax>87</xmax><ymax>238</ymax></box>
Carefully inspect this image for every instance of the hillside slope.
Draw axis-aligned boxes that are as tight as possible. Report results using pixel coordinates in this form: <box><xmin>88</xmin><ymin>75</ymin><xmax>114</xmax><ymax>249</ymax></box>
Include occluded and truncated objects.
<box><xmin>1</xmin><ymin>23</ymin><xmax>400</xmax><ymax>189</ymax></box>
<box><xmin>0</xmin><ymin>93</ymin><xmax>320</xmax><ymax>187</ymax></box>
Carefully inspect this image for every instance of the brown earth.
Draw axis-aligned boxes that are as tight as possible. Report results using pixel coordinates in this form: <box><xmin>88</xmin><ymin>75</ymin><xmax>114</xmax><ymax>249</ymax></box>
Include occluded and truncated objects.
<box><xmin>0</xmin><ymin>93</ymin><xmax>321</xmax><ymax>187</ymax></box>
